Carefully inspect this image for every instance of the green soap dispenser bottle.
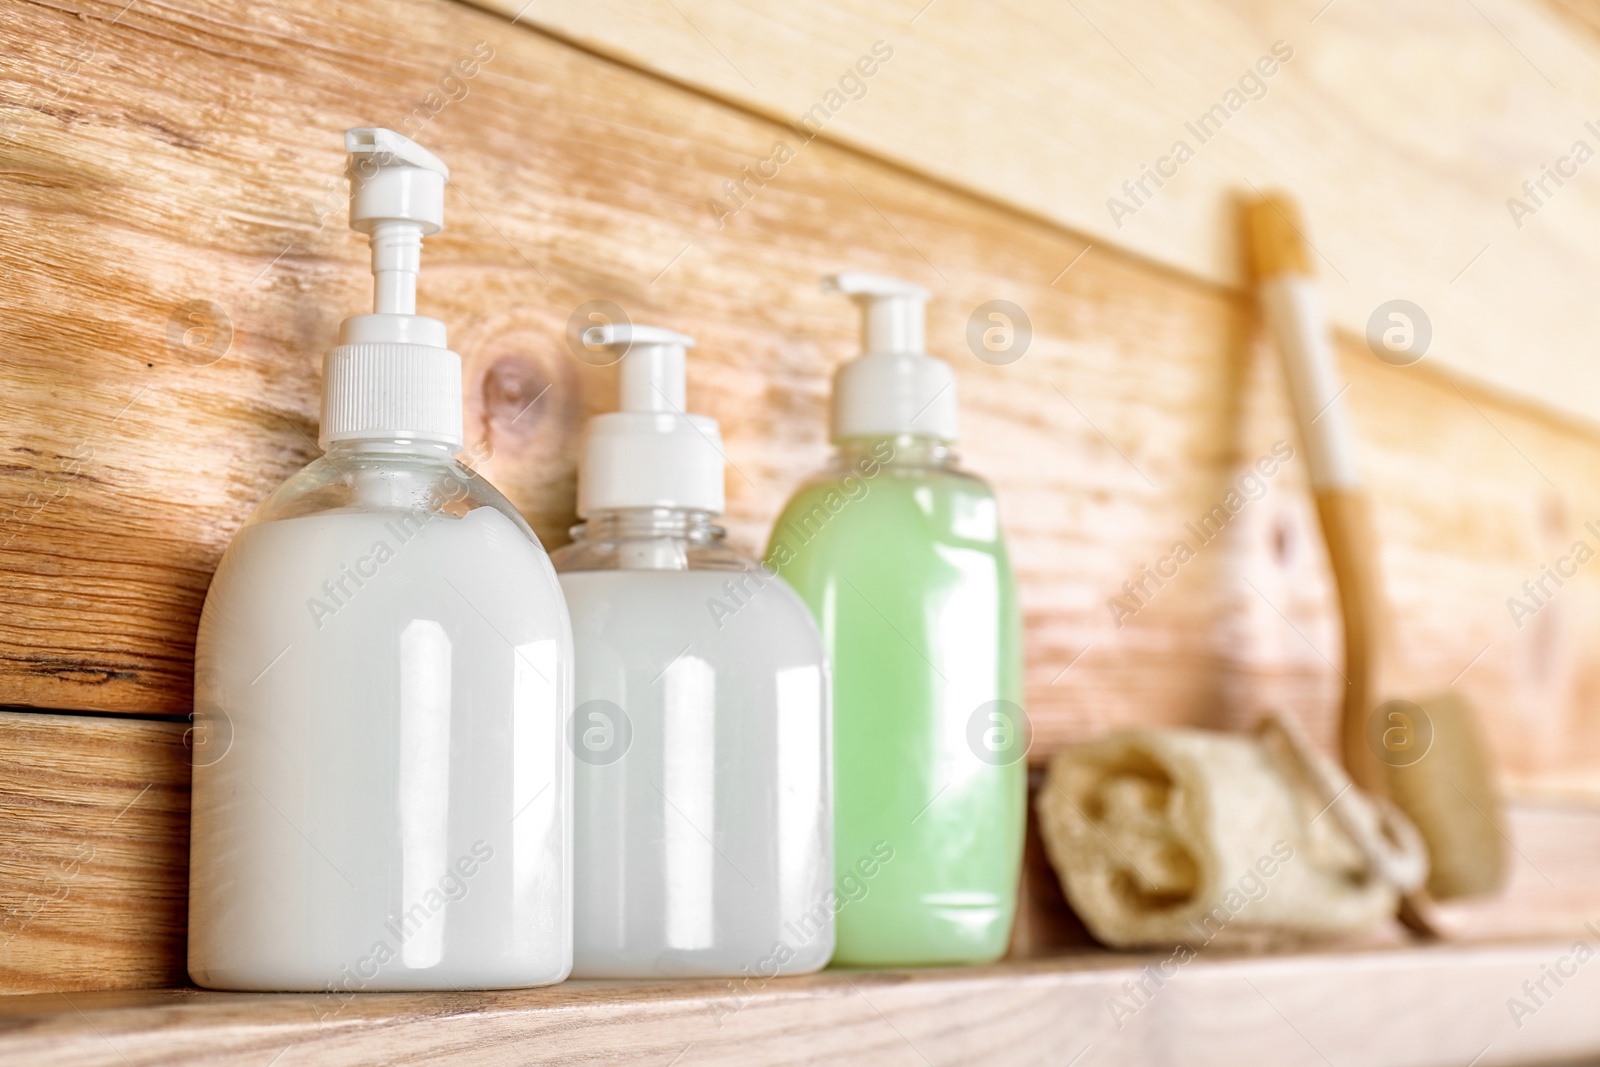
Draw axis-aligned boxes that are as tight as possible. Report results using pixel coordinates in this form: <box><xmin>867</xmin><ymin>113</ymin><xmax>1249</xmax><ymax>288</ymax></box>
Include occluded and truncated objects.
<box><xmin>767</xmin><ymin>272</ymin><xmax>1026</xmax><ymax>966</ymax></box>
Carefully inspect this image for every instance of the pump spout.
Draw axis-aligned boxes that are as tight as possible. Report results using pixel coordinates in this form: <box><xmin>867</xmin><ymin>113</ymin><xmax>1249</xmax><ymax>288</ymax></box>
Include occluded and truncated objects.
<box><xmin>823</xmin><ymin>269</ymin><xmax>957</xmax><ymax>443</ymax></box>
<box><xmin>574</xmin><ymin>324</ymin><xmax>723</xmax><ymax>519</ymax></box>
<box><xmin>322</xmin><ymin>128</ymin><xmax>461</xmax><ymax>451</ymax></box>
<box><xmin>823</xmin><ymin>272</ymin><xmax>929</xmax><ymax>356</ymax></box>
<box><xmin>345</xmin><ymin>128</ymin><xmax>449</xmax><ymax>318</ymax></box>
<box><xmin>582</xmin><ymin>324</ymin><xmax>697</xmax><ymax>414</ymax></box>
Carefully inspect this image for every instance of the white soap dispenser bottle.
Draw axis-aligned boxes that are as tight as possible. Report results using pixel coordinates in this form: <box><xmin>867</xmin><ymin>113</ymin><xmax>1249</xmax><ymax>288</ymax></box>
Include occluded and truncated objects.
<box><xmin>187</xmin><ymin>128</ymin><xmax>573</xmax><ymax>992</ymax></box>
<box><xmin>551</xmin><ymin>324</ymin><xmax>834</xmax><ymax>978</ymax></box>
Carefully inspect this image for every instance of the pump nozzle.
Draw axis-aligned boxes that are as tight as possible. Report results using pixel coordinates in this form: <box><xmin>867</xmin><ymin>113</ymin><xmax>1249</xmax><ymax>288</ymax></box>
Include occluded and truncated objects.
<box><xmin>823</xmin><ymin>272</ymin><xmax>929</xmax><ymax>356</ymax></box>
<box><xmin>345</xmin><ymin>127</ymin><xmax>448</xmax><ymax>318</ymax></box>
<box><xmin>823</xmin><ymin>271</ymin><xmax>956</xmax><ymax>443</ymax></box>
<box><xmin>581</xmin><ymin>324</ymin><xmax>697</xmax><ymax>414</ymax></box>
<box><xmin>575</xmin><ymin>324</ymin><xmax>724</xmax><ymax>518</ymax></box>
<box><xmin>320</xmin><ymin>128</ymin><xmax>461</xmax><ymax>450</ymax></box>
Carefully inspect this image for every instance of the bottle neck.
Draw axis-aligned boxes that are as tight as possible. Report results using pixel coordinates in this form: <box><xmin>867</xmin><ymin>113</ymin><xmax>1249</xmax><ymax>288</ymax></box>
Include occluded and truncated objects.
<box><xmin>324</xmin><ymin>438</ymin><xmax>460</xmax><ymax>464</ymax></box>
<box><xmin>834</xmin><ymin>434</ymin><xmax>957</xmax><ymax>471</ymax></box>
<box><xmin>570</xmin><ymin>507</ymin><xmax>724</xmax><ymax>545</ymax></box>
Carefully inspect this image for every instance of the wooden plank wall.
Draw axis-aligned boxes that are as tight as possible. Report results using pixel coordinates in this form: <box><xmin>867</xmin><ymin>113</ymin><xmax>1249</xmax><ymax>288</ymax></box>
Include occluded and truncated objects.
<box><xmin>0</xmin><ymin>712</ymin><xmax>188</xmax><ymax>992</ymax></box>
<box><xmin>476</xmin><ymin>0</ymin><xmax>1600</xmax><ymax>429</ymax></box>
<box><xmin>4</xmin><ymin>0</ymin><xmax>1600</xmax><ymax>990</ymax></box>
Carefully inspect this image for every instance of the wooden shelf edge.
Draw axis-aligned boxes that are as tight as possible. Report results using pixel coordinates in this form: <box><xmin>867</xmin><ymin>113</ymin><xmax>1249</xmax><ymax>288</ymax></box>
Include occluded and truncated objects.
<box><xmin>0</xmin><ymin>940</ymin><xmax>1595</xmax><ymax>1065</ymax></box>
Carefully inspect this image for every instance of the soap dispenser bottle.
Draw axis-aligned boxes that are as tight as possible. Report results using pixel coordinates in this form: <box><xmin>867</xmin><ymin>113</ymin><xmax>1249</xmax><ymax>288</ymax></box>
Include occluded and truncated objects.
<box><xmin>552</xmin><ymin>325</ymin><xmax>834</xmax><ymax>978</ymax></box>
<box><xmin>768</xmin><ymin>273</ymin><xmax>1025</xmax><ymax>966</ymax></box>
<box><xmin>187</xmin><ymin>128</ymin><xmax>573</xmax><ymax>991</ymax></box>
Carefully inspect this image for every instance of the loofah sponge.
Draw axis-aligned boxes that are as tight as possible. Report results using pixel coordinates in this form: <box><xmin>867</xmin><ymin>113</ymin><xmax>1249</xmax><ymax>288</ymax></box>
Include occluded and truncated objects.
<box><xmin>1035</xmin><ymin>728</ymin><xmax>1400</xmax><ymax>949</ymax></box>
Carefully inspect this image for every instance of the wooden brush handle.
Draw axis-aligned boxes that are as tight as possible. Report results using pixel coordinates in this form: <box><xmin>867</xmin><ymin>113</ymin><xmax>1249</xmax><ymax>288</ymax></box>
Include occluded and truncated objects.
<box><xmin>1314</xmin><ymin>488</ymin><xmax>1385</xmax><ymax>792</ymax></box>
<box><xmin>1321</xmin><ymin>487</ymin><xmax>1443</xmax><ymax>935</ymax></box>
<box><xmin>1246</xmin><ymin>193</ymin><xmax>1385</xmax><ymax>790</ymax></box>
<box><xmin>1244</xmin><ymin>196</ymin><xmax>1311</xmax><ymax>279</ymax></box>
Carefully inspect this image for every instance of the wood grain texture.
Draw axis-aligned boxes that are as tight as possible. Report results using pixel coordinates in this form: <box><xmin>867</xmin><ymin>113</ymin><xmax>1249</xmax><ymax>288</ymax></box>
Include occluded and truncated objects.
<box><xmin>0</xmin><ymin>0</ymin><xmax>1598</xmax><ymax>807</ymax></box>
<box><xmin>2</xmin><ymin>942</ymin><xmax>1600</xmax><ymax>1065</ymax></box>
<box><xmin>473</xmin><ymin>0</ymin><xmax>1600</xmax><ymax>430</ymax></box>
<box><xmin>0</xmin><ymin>711</ymin><xmax>189</xmax><ymax>994</ymax></box>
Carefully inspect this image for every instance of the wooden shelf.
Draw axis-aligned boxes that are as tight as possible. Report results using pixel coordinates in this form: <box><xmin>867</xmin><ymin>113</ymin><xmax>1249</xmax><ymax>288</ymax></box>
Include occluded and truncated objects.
<box><xmin>2</xmin><ymin>941</ymin><xmax>1597</xmax><ymax>1066</ymax></box>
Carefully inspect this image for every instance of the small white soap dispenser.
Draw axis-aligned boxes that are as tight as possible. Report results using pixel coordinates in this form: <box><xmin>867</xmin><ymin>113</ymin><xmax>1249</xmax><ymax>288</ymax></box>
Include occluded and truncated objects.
<box><xmin>187</xmin><ymin>128</ymin><xmax>573</xmax><ymax>992</ymax></box>
<box><xmin>551</xmin><ymin>324</ymin><xmax>834</xmax><ymax>978</ymax></box>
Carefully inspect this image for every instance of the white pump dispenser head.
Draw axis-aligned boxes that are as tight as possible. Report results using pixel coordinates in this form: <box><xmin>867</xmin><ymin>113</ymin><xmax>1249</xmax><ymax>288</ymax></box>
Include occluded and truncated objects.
<box><xmin>576</xmin><ymin>325</ymin><xmax>725</xmax><ymax>518</ymax></box>
<box><xmin>825</xmin><ymin>271</ymin><xmax>957</xmax><ymax>443</ymax></box>
<box><xmin>320</xmin><ymin>127</ymin><xmax>463</xmax><ymax>450</ymax></box>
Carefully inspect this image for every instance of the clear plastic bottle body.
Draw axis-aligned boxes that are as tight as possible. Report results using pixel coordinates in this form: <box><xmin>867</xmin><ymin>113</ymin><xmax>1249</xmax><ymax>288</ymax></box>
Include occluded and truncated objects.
<box><xmin>188</xmin><ymin>440</ymin><xmax>573</xmax><ymax>991</ymax></box>
<box><xmin>552</xmin><ymin>508</ymin><xmax>835</xmax><ymax>978</ymax></box>
<box><xmin>768</xmin><ymin>435</ymin><xmax>1026</xmax><ymax>966</ymax></box>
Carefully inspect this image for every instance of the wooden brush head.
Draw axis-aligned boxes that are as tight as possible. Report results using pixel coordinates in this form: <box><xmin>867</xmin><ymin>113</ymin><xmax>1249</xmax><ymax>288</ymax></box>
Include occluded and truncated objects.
<box><xmin>1383</xmin><ymin>691</ymin><xmax>1508</xmax><ymax>900</ymax></box>
<box><xmin>1244</xmin><ymin>193</ymin><xmax>1312</xmax><ymax>280</ymax></box>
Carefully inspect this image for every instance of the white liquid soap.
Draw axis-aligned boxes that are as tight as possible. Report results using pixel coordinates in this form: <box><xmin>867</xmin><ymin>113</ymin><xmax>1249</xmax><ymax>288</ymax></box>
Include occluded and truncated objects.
<box><xmin>552</xmin><ymin>325</ymin><xmax>834</xmax><ymax>978</ymax></box>
<box><xmin>187</xmin><ymin>128</ymin><xmax>573</xmax><ymax>992</ymax></box>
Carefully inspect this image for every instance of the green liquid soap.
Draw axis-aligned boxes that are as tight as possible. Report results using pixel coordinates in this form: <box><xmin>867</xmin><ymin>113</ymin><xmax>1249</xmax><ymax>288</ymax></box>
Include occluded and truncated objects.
<box><xmin>769</xmin><ymin>435</ymin><xmax>1025</xmax><ymax>966</ymax></box>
